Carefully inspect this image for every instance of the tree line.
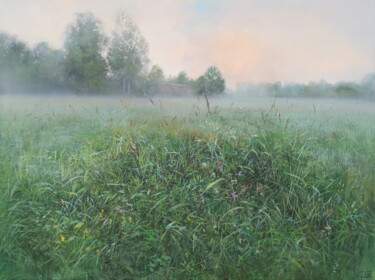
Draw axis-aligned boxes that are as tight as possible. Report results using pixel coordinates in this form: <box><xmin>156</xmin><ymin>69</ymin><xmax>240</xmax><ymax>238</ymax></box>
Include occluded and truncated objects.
<box><xmin>235</xmin><ymin>75</ymin><xmax>375</xmax><ymax>100</ymax></box>
<box><xmin>0</xmin><ymin>12</ymin><xmax>225</xmax><ymax>96</ymax></box>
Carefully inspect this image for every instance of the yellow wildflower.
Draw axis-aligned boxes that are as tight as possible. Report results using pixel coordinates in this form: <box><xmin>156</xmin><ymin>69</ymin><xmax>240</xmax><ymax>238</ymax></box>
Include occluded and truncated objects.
<box><xmin>60</xmin><ymin>199</ymin><xmax>65</xmax><ymax>205</ymax></box>
<box><xmin>61</xmin><ymin>236</ymin><xmax>66</xmax><ymax>242</ymax></box>
<box><xmin>83</xmin><ymin>229</ymin><xmax>89</xmax><ymax>235</ymax></box>
<box><xmin>187</xmin><ymin>217</ymin><xmax>192</xmax><ymax>222</ymax></box>
<box><xmin>128</xmin><ymin>217</ymin><xmax>133</xmax><ymax>222</ymax></box>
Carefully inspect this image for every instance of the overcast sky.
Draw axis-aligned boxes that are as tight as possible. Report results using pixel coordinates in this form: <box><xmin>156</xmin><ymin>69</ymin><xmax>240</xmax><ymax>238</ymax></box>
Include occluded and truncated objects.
<box><xmin>0</xmin><ymin>0</ymin><xmax>374</xmax><ymax>87</ymax></box>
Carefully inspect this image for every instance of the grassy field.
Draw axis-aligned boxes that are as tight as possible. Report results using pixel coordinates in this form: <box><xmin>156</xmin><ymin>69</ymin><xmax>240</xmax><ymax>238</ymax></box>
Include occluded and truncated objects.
<box><xmin>0</xmin><ymin>95</ymin><xmax>374</xmax><ymax>279</ymax></box>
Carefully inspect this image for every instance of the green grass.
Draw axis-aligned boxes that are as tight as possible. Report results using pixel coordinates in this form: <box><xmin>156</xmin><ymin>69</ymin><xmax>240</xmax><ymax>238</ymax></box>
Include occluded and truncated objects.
<box><xmin>0</xmin><ymin>96</ymin><xmax>374</xmax><ymax>279</ymax></box>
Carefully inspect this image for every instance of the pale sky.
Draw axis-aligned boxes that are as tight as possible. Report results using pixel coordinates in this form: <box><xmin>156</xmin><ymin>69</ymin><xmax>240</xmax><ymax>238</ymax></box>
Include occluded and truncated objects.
<box><xmin>0</xmin><ymin>0</ymin><xmax>374</xmax><ymax>87</ymax></box>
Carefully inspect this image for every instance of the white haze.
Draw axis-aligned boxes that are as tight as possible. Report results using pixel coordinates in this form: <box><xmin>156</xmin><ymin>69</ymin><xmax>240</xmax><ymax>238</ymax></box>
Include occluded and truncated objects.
<box><xmin>1</xmin><ymin>94</ymin><xmax>374</xmax><ymax>118</ymax></box>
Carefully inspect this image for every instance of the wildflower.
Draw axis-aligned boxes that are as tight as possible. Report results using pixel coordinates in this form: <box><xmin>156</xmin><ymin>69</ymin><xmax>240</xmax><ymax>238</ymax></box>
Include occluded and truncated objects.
<box><xmin>202</xmin><ymin>163</ymin><xmax>208</xmax><ymax>168</ymax></box>
<box><xmin>83</xmin><ymin>229</ymin><xmax>89</xmax><ymax>235</ymax></box>
<box><xmin>237</xmin><ymin>171</ymin><xmax>243</xmax><ymax>177</ymax></box>
<box><xmin>187</xmin><ymin>217</ymin><xmax>192</xmax><ymax>222</ymax></box>
<box><xmin>325</xmin><ymin>225</ymin><xmax>332</xmax><ymax>231</ymax></box>
<box><xmin>61</xmin><ymin>236</ymin><xmax>66</xmax><ymax>242</ymax></box>
<box><xmin>60</xmin><ymin>199</ymin><xmax>65</xmax><ymax>205</ymax></box>
<box><xmin>217</xmin><ymin>160</ymin><xmax>223</xmax><ymax>166</ymax></box>
<box><xmin>231</xmin><ymin>191</ymin><xmax>238</xmax><ymax>199</ymax></box>
<box><xmin>127</xmin><ymin>217</ymin><xmax>132</xmax><ymax>222</ymax></box>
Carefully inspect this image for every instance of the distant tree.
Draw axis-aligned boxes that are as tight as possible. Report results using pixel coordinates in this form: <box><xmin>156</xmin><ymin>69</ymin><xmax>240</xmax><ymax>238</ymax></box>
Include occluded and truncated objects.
<box><xmin>193</xmin><ymin>66</ymin><xmax>225</xmax><ymax>95</ymax></box>
<box><xmin>334</xmin><ymin>82</ymin><xmax>361</xmax><ymax>98</ymax></box>
<box><xmin>148</xmin><ymin>65</ymin><xmax>165</xmax><ymax>82</ymax></box>
<box><xmin>64</xmin><ymin>13</ymin><xmax>108</xmax><ymax>93</ymax></box>
<box><xmin>107</xmin><ymin>11</ymin><xmax>149</xmax><ymax>95</ymax></box>
<box><xmin>362</xmin><ymin>73</ymin><xmax>375</xmax><ymax>99</ymax></box>
<box><xmin>265</xmin><ymin>82</ymin><xmax>282</xmax><ymax>97</ymax></box>
<box><xmin>31</xmin><ymin>42</ymin><xmax>66</xmax><ymax>90</ymax></box>
<box><xmin>204</xmin><ymin>66</ymin><xmax>225</xmax><ymax>95</ymax></box>
<box><xmin>0</xmin><ymin>32</ymin><xmax>33</xmax><ymax>92</ymax></box>
<box><xmin>192</xmin><ymin>75</ymin><xmax>206</xmax><ymax>96</ymax></box>
<box><xmin>174</xmin><ymin>71</ymin><xmax>191</xmax><ymax>85</ymax></box>
<box><xmin>144</xmin><ymin>65</ymin><xmax>165</xmax><ymax>95</ymax></box>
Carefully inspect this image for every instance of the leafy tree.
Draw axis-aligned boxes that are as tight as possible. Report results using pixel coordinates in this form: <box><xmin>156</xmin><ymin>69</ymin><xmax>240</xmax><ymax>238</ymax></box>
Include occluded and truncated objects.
<box><xmin>172</xmin><ymin>71</ymin><xmax>191</xmax><ymax>85</ymax></box>
<box><xmin>145</xmin><ymin>64</ymin><xmax>166</xmax><ymax>95</ymax></box>
<box><xmin>193</xmin><ymin>66</ymin><xmax>226</xmax><ymax>95</ymax></box>
<box><xmin>0</xmin><ymin>32</ymin><xmax>33</xmax><ymax>92</ymax></box>
<box><xmin>362</xmin><ymin>73</ymin><xmax>375</xmax><ymax>99</ymax></box>
<box><xmin>107</xmin><ymin>11</ymin><xmax>149</xmax><ymax>95</ymax></box>
<box><xmin>204</xmin><ymin>66</ymin><xmax>225</xmax><ymax>95</ymax></box>
<box><xmin>192</xmin><ymin>75</ymin><xmax>206</xmax><ymax>96</ymax></box>
<box><xmin>64</xmin><ymin>13</ymin><xmax>108</xmax><ymax>93</ymax></box>
<box><xmin>31</xmin><ymin>42</ymin><xmax>66</xmax><ymax>90</ymax></box>
<box><xmin>148</xmin><ymin>65</ymin><xmax>165</xmax><ymax>82</ymax></box>
<box><xmin>334</xmin><ymin>82</ymin><xmax>361</xmax><ymax>98</ymax></box>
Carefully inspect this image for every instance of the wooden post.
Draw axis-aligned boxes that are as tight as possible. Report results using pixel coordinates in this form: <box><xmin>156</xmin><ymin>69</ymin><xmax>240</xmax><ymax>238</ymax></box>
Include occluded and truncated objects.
<box><xmin>204</xmin><ymin>93</ymin><xmax>211</xmax><ymax>114</ymax></box>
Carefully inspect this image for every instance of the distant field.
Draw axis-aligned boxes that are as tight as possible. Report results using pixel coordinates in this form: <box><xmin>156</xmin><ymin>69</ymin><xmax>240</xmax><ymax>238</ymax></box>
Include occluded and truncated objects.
<box><xmin>0</xmin><ymin>95</ymin><xmax>374</xmax><ymax>279</ymax></box>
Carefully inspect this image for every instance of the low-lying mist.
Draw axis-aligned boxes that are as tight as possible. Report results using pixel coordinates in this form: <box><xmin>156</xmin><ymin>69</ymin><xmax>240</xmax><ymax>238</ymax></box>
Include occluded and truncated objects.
<box><xmin>1</xmin><ymin>93</ymin><xmax>374</xmax><ymax>118</ymax></box>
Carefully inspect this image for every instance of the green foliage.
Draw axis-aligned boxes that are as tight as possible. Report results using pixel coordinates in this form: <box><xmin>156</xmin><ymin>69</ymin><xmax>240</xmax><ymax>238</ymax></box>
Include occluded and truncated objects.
<box><xmin>64</xmin><ymin>13</ymin><xmax>108</xmax><ymax>93</ymax></box>
<box><xmin>238</xmin><ymin>76</ymin><xmax>375</xmax><ymax>100</ymax></box>
<box><xmin>168</xmin><ymin>71</ymin><xmax>191</xmax><ymax>85</ymax></box>
<box><xmin>192</xmin><ymin>75</ymin><xmax>206</xmax><ymax>96</ymax></box>
<box><xmin>31</xmin><ymin>42</ymin><xmax>66</xmax><ymax>90</ymax></box>
<box><xmin>107</xmin><ymin>11</ymin><xmax>149</xmax><ymax>95</ymax></box>
<box><xmin>193</xmin><ymin>66</ymin><xmax>226</xmax><ymax>96</ymax></box>
<box><xmin>0</xmin><ymin>98</ymin><xmax>374</xmax><ymax>279</ymax></box>
<box><xmin>0</xmin><ymin>32</ymin><xmax>33</xmax><ymax>92</ymax></box>
<box><xmin>204</xmin><ymin>66</ymin><xmax>226</xmax><ymax>95</ymax></box>
<box><xmin>148</xmin><ymin>64</ymin><xmax>165</xmax><ymax>82</ymax></box>
<box><xmin>0</xmin><ymin>34</ymin><xmax>66</xmax><ymax>93</ymax></box>
<box><xmin>145</xmin><ymin>65</ymin><xmax>166</xmax><ymax>95</ymax></box>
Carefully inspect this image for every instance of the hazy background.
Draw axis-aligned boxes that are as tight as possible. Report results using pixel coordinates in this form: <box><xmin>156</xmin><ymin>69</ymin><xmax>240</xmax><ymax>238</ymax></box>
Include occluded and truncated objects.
<box><xmin>1</xmin><ymin>0</ymin><xmax>374</xmax><ymax>87</ymax></box>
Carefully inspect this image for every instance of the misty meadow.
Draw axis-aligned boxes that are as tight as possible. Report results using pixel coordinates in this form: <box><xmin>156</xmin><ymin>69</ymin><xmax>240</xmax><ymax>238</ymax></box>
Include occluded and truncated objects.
<box><xmin>1</xmin><ymin>3</ymin><xmax>375</xmax><ymax>280</ymax></box>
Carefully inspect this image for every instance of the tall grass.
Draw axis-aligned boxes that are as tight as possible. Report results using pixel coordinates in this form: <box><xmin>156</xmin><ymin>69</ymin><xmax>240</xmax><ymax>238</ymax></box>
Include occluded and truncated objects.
<box><xmin>0</xmin><ymin>97</ymin><xmax>374</xmax><ymax>279</ymax></box>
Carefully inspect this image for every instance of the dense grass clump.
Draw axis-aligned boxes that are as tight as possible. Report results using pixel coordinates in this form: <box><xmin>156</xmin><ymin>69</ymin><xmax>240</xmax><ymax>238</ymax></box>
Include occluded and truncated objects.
<box><xmin>0</xmin><ymin>97</ymin><xmax>374</xmax><ymax>279</ymax></box>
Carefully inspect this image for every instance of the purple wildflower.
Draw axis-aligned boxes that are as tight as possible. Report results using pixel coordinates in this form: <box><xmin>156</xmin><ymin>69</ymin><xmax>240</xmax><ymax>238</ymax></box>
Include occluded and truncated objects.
<box><xmin>231</xmin><ymin>191</ymin><xmax>238</xmax><ymax>199</ymax></box>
